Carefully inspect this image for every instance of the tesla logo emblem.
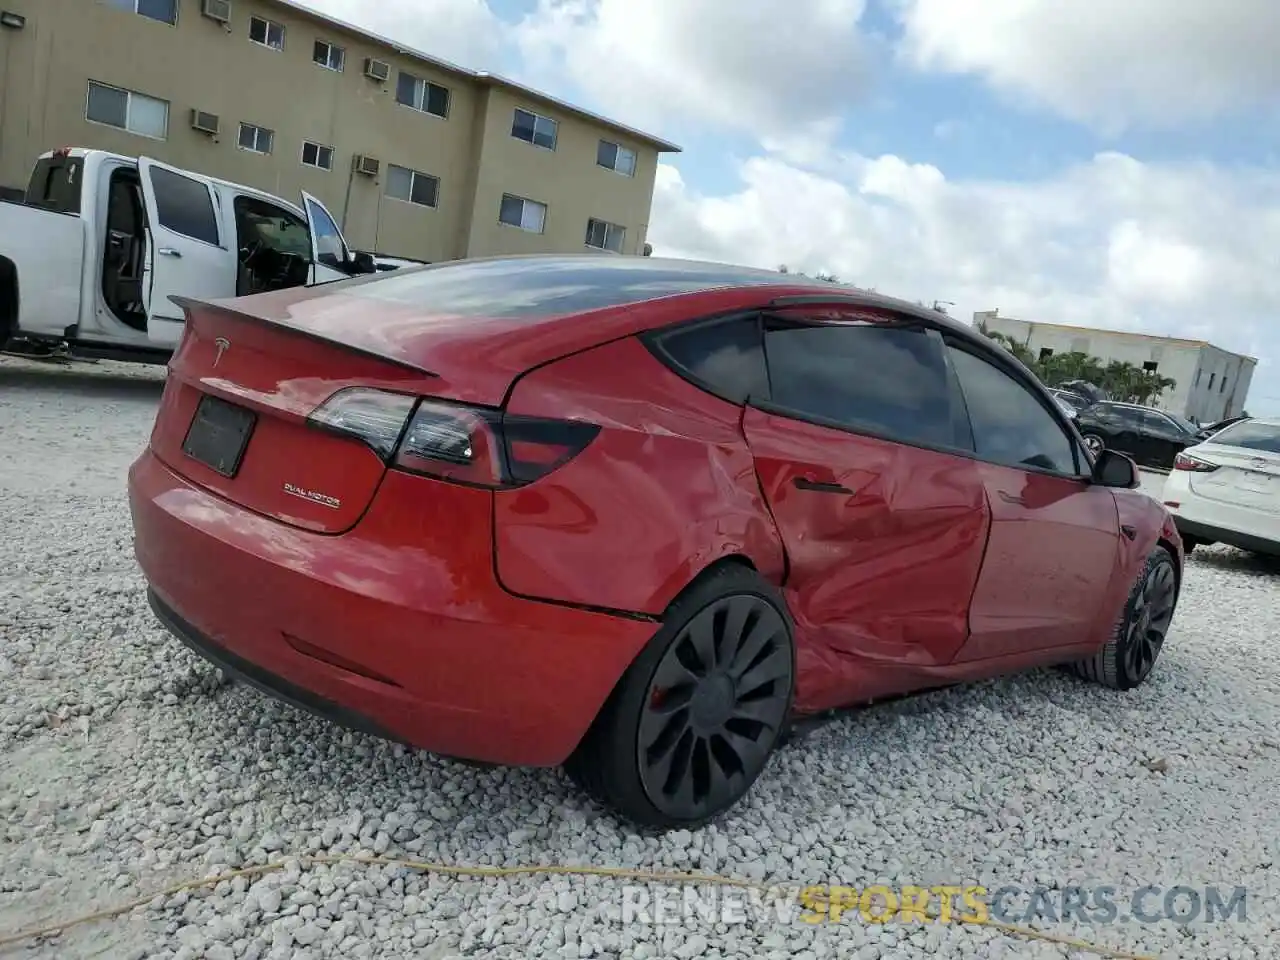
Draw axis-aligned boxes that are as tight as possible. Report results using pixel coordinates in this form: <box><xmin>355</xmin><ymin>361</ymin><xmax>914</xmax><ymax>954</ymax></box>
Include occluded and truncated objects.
<box><xmin>213</xmin><ymin>337</ymin><xmax>231</xmax><ymax>367</ymax></box>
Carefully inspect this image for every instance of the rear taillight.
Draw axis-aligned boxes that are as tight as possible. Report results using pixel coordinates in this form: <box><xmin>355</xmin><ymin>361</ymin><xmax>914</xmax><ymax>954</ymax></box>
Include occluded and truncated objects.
<box><xmin>1173</xmin><ymin>453</ymin><xmax>1218</xmax><ymax>473</ymax></box>
<box><xmin>307</xmin><ymin>388</ymin><xmax>598</xmax><ymax>488</ymax></box>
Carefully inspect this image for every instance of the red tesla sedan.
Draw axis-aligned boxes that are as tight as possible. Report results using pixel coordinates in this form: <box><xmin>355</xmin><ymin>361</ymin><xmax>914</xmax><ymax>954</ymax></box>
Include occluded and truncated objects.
<box><xmin>128</xmin><ymin>256</ymin><xmax>1182</xmax><ymax>828</ymax></box>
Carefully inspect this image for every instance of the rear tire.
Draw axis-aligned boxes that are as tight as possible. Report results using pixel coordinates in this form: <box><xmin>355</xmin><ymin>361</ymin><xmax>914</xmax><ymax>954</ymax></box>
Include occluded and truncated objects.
<box><xmin>1082</xmin><ymin>433</ymin><xmax>1106</xmax><ymax>457</ymax></box>
<box><xmin>1068</xmin><ymin>546</ymin><xmax>1178</xmax><ymax>690</ymax></box>
<box><xmin>565</xmin><ymin>565</ymin><xmax>795</xmax><ymax>829</ymax></box>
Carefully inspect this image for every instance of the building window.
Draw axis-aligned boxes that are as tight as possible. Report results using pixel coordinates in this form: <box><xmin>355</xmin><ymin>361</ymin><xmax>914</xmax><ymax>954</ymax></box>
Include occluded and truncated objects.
<box><xmin>499</xmin><ymin>194</ymin><xmax>546</xmax><ymax>233</ymax></box>
<box><xmin>1142</xmin><ymin>361</ymin><xmax>1158</xmax><ymax>372</ymax></box>
<box><xmin>386</xmin><ymin>164</ymin><xmax>440</xmax><ymax>208</ymax></box>
<box><xmin>238</xmin><ymin>122</ymin><xmax>275</xmax><ymax>155</ymax></box>
<box><xmin>395</xmin><ymin>71</ymin><xmax>450</xmax><ymax>118</ymax></box>
<box><xmin>597</xmin><ymin>140</ymin><xmax>637</xmax><ymax>176</ymax></box>
<box><xmin>585</xmin><ymin>218</ymin><xmax>625</xmax><ymax>253</ymax></box>
<box><xmin>301</xmin><ymin>141</ymin><xmax>334</xmax><ymax>171</ymax></box>
<box><xmin>1220</xmin><ymin>376</ymin><xmax>1228</xmax><ymax>394</ymax></box>
<box><xmin>85</xmin><ymin>81</ymin><xmax>168</xmax><ymax>140</ymax></box>
<box><xmin>104</xmin><ymin>0</ymin><xmax>177</xmax><ymax>25</ymax></box>
<box><xmin>249</xmin><ymin>16</ymin><xmax>285</xmax><ymax>51</ymax></box>
<box><xmin>512</xmin><ymin>108</ymin><xmax>557</xmax><ymax>150</ymax></box>
<box><xmin>1195</xmin><ymin>369</ymin><xmax>1202</xmax><ymax>387</ymax></box>
<box><xmin>313</xmin><ymin>39</ymin><xmax>345</xmax><ymax>72</ymax></box>
<box><xmin>1208</xmin><ymin>373</ymin><xmax>1216</xmax><ymax>390</ymax></box>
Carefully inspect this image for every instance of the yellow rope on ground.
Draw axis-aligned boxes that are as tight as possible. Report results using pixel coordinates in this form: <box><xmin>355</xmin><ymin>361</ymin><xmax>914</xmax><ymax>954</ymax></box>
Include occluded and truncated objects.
<box><xmin>0</xmin><ymin>853</ymin><xmax>1159</xmax><ymax>959</ymax></box>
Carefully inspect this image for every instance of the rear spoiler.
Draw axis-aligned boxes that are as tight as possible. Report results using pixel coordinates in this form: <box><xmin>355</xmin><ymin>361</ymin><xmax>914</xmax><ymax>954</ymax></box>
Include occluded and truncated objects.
<box><xmin>170</xmin><ymin>295</ymin><xmax>440</xmax><ymax>378</ymax></box>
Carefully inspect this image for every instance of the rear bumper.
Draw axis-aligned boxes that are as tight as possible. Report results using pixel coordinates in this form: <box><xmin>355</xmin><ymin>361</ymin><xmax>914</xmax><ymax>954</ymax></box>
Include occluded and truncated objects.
<box><xmin>1172</xmin><ymin>517</ymin><xmax>1280</xmax><ymax>556</ymax></box>
<box><xmin>128</xmin><ymin>449</ymin><xmax>656</xmax><ymax>767</ymax></box>
<box><xmin>1162</xmin><ymin>472</ymin><xmax>1280</xmax><ymax>554</ymax></box>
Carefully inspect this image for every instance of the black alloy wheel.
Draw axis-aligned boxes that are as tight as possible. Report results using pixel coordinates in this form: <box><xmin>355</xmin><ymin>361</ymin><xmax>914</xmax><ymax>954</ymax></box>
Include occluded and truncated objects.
<box><xmin>1123</xmin><ymin>554</ymin><xmax>1177</xmax><ymax>684</ymax></box>
<box><xmin>636</xmin><ymin>594</ymin><xmax>793</xmax><ymax>822</ymax></box>
<box><xmin>1069</xmin><ymin>546</ymin><xmax>1178</xmax><ymax>690</ymax></box>
<box><xmin>564</xmin><ymin>565</ymin><xmax>795</xmax><ymax>829</ymax></box>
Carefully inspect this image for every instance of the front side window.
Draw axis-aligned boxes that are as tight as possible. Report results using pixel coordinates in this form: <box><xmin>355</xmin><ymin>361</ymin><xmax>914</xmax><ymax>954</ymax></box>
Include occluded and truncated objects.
<box><xmin>947</xmin><ymin>345</ymin><xmax>1078</xmax><ymax>474</ymax></box>
<box><xmin>385</xmin><ymin>164</ymin><xmax>440</xmax><ymax>208</ymax></box>
<box><xmin>597</xmin><ymin>140</ymin><xmax>637</xmax><ymax>176</ymax></box>
<box><xmin>653</xmin><ymin>315</ymin><xmax>768</xmax><ymax>405</ymax></box>
<box><xmin>249</xmin><ymin>16</ymin><xmax>285</xmax><ymax>50</ymax></box>
<box><xmin>585</xmin><ymin>218</ymin><xmax>625</xmax><ymax>252</ymax></box>
<box><xmin>512</xmin><ymin>109</ymin><xmax>557</xmax><ymax>149</ymax></box>
<box><xmin>305</xmin><ymin>197</ymin><xmax>346</xmax><ymax>268</ymax></box>
<box><xmin>148</xmin><ymin>167</ymin><xmax>219</xmax><ymax>245</ymax></box>
<box><xmin>395</xmin><ymin>72</ymin><xmax>450</xmax><ymax>118</ymax></box>
<box><xmin>499</xmin><ymin>194</ymin><xmax>546</xmax><ymax>233</ymax></box>
<box><xmin>86</xmin><ymin>81</ymin><xmax>168</xmax><ymax>139</ymax></box>
<box><xmin>764</xmin><ymin>321</ymin><xmax>961</xmax><ymax>449</ymax></box>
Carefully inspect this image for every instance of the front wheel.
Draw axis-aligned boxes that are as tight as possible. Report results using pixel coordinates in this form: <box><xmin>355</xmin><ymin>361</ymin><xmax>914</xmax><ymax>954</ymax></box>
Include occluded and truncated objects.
<box><xmin>565</xmin><ymin>566</ymin><xmax>795</xmax><ymax>829</ymax></box>
<box><xmin>1069</xmin><ymin>546</ymin><xmax>1178</xmax><ymax>690</ymax></box>
<box><xmin>1082</xmin><ymin>433</ymin><xmax>1106</xmax><ymax>457</ymax></box>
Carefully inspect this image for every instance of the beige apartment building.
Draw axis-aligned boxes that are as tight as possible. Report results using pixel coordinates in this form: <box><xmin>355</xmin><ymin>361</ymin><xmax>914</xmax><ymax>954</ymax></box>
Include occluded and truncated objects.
<box><xmin>0</xmin><ymin>0</ymin><xmax>680</xmax><ymax>261</ymax></box>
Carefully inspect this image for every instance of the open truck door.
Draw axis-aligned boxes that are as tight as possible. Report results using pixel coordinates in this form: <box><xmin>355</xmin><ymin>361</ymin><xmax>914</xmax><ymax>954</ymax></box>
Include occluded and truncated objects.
<box><xmin>137</xmin><ymin>157</ymin><xmax>238</xmax><ymax>348</ymax></box>
<box><xmin>301</xmin><ymin>190</ymin><xmax>375</xmax><ymax>283</ymax></box>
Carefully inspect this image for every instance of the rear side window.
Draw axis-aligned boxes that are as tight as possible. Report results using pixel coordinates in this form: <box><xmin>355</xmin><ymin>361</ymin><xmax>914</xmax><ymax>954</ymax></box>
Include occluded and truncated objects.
<box><xmin>148</xmin><ymin>167</ymin><xmax>219</xmax><ymax>245</ymax></box>
<box><xmin>652</xmin><ymin>315</ymin><xmax>768</xmax><ymax>403</ymax></box>
<box><xmin>763</xmin><ymin>322</ymin><xmax>961</xmax><ymax>448</ymax></box>
<box><xmin>947</xmin><ymin>345</ymin><xmax>1078</xmax><ymax>474</ymax></box>
<box><xmin>25</xmin><ymin>157</ymin><xmax>84</xmax><ymax>214</ymax></box>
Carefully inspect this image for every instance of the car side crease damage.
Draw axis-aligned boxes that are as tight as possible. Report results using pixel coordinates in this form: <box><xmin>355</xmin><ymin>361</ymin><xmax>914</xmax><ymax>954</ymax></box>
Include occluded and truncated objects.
<box><xmin>128</xmin><ymin>255</ymin><xmax>1180</xmax><ymax>828</ymax></box>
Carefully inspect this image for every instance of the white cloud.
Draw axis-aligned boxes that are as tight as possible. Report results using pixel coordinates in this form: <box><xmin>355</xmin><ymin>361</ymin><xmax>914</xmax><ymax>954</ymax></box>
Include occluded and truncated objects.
<box><xmin>895</xmin><ymin>0</ymin><xmax>1280</xmax><ymax>131</ymax></box>
<box><xmin>293</xmin><ymin>0</ymin><xmax>506</xmax><ymax>68</ymax></box>
<box><xmin>648</xmin><ymin>151</ymin><xmax>1280</xmax><ymax>404</ymax></box>
<box><xmin>513</xmin><ymin>0</ymin><xmax>873</xmax><ymax>143</ymax></box>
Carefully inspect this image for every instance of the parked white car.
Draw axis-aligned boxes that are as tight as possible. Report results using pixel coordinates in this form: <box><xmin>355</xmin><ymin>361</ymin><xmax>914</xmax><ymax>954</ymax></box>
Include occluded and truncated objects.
<box><xmin>1</xmin><ymin>147</ymin><xmax>380</xmax><ymax>365</ymax></box>
<box><xmin>1161</xmin><ymin>417</ymin><xmax>1280</xmax><ymax>555</ymax></box>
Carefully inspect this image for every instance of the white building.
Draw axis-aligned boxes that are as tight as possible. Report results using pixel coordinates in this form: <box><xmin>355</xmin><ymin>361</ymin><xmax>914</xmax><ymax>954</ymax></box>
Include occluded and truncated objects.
<box><xmin>973</xmin><ymin>310</ymin><xmax>1255</xmax><ymax>424</ymax></box>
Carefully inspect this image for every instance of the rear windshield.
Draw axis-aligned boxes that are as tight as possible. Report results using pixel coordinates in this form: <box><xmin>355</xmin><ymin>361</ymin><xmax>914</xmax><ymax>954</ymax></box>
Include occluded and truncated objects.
<box><xmin>25</xmin><ymin>156</ymin><xmax>85</xmax><ymax>214</ymax></box>
<box><xmin>1208</xmin><ymin>420</ymin><xmax>1280</xmax><ymax>453</ymax></box>
<box><xmin>348</xmin><ymin>257</ymin><xmax>818</xmax><ymax>319</ymax></box>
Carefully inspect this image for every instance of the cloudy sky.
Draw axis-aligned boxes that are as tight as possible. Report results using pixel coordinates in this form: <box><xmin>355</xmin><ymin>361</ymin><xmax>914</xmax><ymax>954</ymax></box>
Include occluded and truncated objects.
<box><xmin>300</xmin><ymin>0</ymin><xmax>1280</xmax><ymax>413</ymax></box>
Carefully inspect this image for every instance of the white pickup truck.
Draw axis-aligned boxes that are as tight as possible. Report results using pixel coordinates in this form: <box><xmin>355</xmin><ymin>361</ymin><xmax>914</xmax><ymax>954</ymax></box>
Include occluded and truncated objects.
<box><xmin>0</xmin><ymin>147</ymin><xmax>385</xmax><ymax>365</ymax></box>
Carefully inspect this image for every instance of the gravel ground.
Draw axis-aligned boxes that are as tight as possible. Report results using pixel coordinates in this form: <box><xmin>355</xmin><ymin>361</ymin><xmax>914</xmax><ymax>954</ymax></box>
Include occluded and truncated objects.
<box><xmin>2</xmin><ymin>354</ymin><xmax>1279</xmax><ymax>960</ymax></box>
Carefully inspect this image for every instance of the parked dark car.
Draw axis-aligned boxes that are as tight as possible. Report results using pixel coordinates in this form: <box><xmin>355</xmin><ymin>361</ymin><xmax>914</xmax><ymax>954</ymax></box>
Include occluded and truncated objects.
<box><xmin>1195</xmin><ymin>415</ymin><xmax>1250</xmax><ymax>442</ymax></box>
<box><xmin>1048</xmin><ymin>388</ymin><xmax>1090</xmax><ymax>415</ymax></box>
<box><xmin>1075</xmin><ymin>402</ymin><xmax>1200</xmax><ymax>469</ymax></box>
<box><xmin>1059</xmin><ymin>380</ymin><xmax>1108</xmax><ymax>404</ymax></box>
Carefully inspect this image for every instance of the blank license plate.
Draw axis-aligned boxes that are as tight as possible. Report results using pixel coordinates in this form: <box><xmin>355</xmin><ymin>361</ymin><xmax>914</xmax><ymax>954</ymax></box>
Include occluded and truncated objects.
<box><xmin>182</xmin><ymin>394</ymin><xmax>256</xmax><ymax>478</ymax></box>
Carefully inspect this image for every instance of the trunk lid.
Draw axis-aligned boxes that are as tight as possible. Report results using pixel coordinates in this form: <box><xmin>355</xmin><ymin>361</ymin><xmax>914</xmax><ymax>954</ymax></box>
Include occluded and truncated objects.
<box><xmin>1187</xmin><ymin>443</ymin><xmax>1280</xmax><ymax>514</ymax></box>
<box><xmin>150</xmin><ymin>300</ymin><xmax>440</xmax><ymax>534</ymax></box>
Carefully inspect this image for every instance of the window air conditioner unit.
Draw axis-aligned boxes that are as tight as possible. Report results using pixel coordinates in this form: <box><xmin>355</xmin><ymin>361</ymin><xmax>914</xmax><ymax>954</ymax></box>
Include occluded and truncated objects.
<box><xmin>353</xmin><ymin>154</ymin><xmax>380</xmax><ymax>177</ymax></box>
<box><xmin>201</xmin><ymin>0</ymin><xmax>232</xmax><ymax>24</ymax></box>
<box><xmin>363</xmin><ymin>58</ymin><xmax>391</xmax><ymax>83</ymax></box>
<box><xmin>190</xmin><ymin>109</ymin><xmax>221</xmax><ymax>135</ymax></box>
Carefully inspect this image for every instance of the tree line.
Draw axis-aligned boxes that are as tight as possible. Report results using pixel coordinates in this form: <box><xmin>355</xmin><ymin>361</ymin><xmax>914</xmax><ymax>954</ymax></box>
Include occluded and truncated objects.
<box><xmin>977</xmin><ymin>322</ymin><xmax>1177</xmax><ymax>406</ymax></box>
